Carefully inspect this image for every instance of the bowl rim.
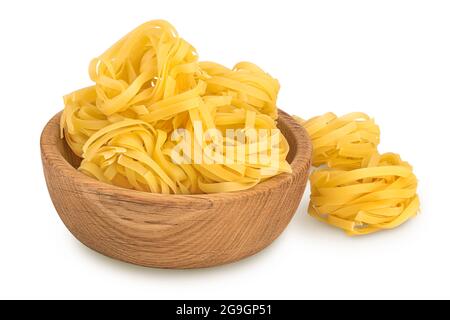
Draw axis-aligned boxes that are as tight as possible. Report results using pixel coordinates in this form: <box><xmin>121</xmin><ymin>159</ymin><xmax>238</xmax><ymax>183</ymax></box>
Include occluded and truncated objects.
<box><xmin>41</xmin><ymin>109</ymin><xmax>312</xmax><ymax>207</ymax></box>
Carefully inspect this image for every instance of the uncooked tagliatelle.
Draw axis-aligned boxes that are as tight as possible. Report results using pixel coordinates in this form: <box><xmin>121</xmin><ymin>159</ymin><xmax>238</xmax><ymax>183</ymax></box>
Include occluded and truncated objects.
<box><xmin>61</xmin><ymin>20</ymin><xmax>291</xmax><ymax>194</ymax></box>
<box><xmin>296</xmin><ymin>113</ymin><xmax>420</xmax><ymax>235</ymax></box>
<box><xmin>293</xmin><ymin>113</ymin><xmax>380</xmax><ymax>169</ymax></box>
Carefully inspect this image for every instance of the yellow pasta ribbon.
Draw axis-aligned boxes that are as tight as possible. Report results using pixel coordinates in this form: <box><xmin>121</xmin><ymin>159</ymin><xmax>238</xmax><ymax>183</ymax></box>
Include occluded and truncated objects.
<box><xmin>294</xmin><ymin>113</ymin><xmax>380</xmax><ymax>169</ymax></box>
<box><xmin>295</xmin><ymin>113</ymin><xmax>419</xmax><ymax>235</ymax></box>
<box><xmin>61</xmin><ymin>20</ymin><xmax>291</xmax><ymax>194</ymax></box>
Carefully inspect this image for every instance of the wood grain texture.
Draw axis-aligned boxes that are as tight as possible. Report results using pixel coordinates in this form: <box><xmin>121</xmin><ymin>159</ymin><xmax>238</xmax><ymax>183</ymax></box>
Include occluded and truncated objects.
<box><xmin>40</xmin><ymin>110</ymin><xmax>312</xmax><ymax>269</ymax></box>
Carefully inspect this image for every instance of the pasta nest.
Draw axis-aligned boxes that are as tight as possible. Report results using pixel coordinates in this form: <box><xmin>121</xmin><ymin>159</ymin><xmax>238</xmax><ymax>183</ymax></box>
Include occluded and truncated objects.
<box><xmin>61</xmin><ymin>20</ymin><xmax>291</xmax><ymax>194</ymax></box>
<box><xmin>296</xmin><ymin>113</ymin><xmax>419</xmax><ymax>235</ymax></box>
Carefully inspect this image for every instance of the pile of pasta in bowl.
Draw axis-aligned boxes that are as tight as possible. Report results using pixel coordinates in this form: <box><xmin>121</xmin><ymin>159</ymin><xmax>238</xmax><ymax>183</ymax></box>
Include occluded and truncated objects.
<box><xmin>61</xmin><ymin>20</ymin><xmax>291</xmax><ymax>195</ymax></box>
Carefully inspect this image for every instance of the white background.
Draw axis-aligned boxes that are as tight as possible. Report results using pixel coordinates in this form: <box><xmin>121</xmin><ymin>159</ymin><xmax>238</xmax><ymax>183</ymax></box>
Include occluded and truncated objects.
<box><xmin>0</xmin><ymin>0</ymin><xmax>449</xmax><ymax>300</ymax></box>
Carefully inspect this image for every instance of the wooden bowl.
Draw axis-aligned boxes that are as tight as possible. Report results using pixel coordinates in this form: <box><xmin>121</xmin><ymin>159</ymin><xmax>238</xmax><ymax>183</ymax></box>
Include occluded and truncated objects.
<box><xmin>40</xmin><ymin>110</ymin><xmax>312</xmax><ymax>269</ymax></box>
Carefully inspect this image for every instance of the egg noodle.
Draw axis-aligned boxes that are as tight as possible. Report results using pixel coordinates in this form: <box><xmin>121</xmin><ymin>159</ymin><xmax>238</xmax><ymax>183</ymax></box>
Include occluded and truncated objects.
<box><xmin>61</xmin><ymin>20</ymin><xmax>419</xmax><ymax>235</ymax></box>
<box><xmin>296</xmin><ymin>113</ymin><xmax>419</xmax><ymax>235</ymax></box>
<box><xmin>61</xmin><ymin>20</ymin><xmax>291</xmax><ymax>194</ymax></box>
